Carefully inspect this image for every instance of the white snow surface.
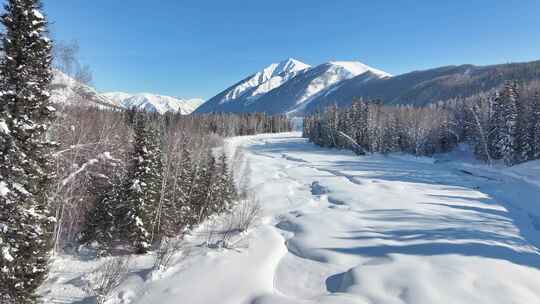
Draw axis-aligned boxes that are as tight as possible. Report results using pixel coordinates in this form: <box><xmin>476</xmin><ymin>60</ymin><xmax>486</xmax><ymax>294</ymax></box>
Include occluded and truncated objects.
<box><xmin>329</xmin><ymin>61</ymin><xmax>391</xmax><ymax>79</ymax></box>
<box><xmin>102</xmin><ymin>92</ymin><xmax>204</xmax><ymax>115</ymax></box>
<box><xmin>42</xmin><ymin>133</ymin><xmax>540</xmax><ymax>304</ymax></box>
<box><xmin>101</xmin><ymin>92</ymin><xmax>133</xmax><ymax>106</ymax></box>
<box><xmin>0</xmin><ymin>181</ymin><xmax>9</xmax><ymax>197</ymax></box>
<box><xmin>220</xmin><ymin>58</ymin><xmax>311</xmax><ymax>104</ymax></box>
<box><xmin>32</xmin><ymin>9</ymin><xmax>44</xmax><ymax>20</ymax></box>
<box><xmin>0</xmin><ymin>120</ymin><xmax>9</xmax><ymax>134</ymax></box>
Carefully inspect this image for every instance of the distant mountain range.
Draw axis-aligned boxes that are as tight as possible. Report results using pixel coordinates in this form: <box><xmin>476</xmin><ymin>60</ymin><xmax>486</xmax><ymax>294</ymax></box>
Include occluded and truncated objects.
<box><xmin>50</xmin><ymin>71</ymin><xmax>203</xmax><ymax>114</ymax></box>
<box><xmin>196</xmin><ymin>58</ymin><xmax>540</xmax><ymax>115</ymax></box>
<box><xmin>52</xmin><ymin>58</ymin><xmax>540</xmax><ymax>116</ymax></box>
<box><xmin>102</xmin><ymin>92</ymin><xmax>204</xmax><ymax>115</ymax></box>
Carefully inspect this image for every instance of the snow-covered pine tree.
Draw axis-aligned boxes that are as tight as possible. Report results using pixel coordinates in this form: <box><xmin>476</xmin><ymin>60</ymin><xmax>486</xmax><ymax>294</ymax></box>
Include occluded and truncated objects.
<box><xmin>336</xmin><ymin>108</ymin><xmax>350</xmax><ymax>149</ymax></box>
<box><xmin>368</xmin><ymin>101</ymin><xmax>384</xmax><ymax>152</ymax></box>
<box><xmin>80</xmin><ymin>170</ymin><xmax>124</xmax><ymax>256</ymax></box>
<box><xmin>309</xmin><ymin>110</ymin><xmax>323</xmax><ymax>145</ymax></box>
<box><xmin>532</xmin><ymin>92</ymin><xmax>540</xmax><ymax>159</ymax></box>
<box><xmin>302</xmin><ymin>115</ymin><xmax>312</xmax><ymax>139</ymax></box>
<box><xmin>117</xmin><ymin>114</ymin><xmax>162</xmax><ymax>253</ymax></box>
<box><xmin>184</xmin><ymin>155</ymin><xmax>206</xmax><ymax>229</ymax></box>
<box><xmin>440</xmin><ymin>113</ymin><xmax>457</xmax><ymax>153</ymax></box>
<box><xmin>217</xmin><ymin>152</ymin><xmax>237</xmax><ymax>213</ymax></box>
<box><xmin>0</xmin><ymin>1</ymin><xmax>56</xmax><ymax>303</ymax></box>
<box><xmin>513</xmin><ymin>82</ymin><xmax>533</xmax><ymax>163</ymax></box>
<box><xmin>325</xmin><ymin>104</ymin><xmax>340</xmax><ymax>148</ymax></box>
<box><xmin>161</xmin><ymin>138</ymin><xmax>193</xmax><ymax>236</ymax></box>
<box><xmin>348</xmin><ymin>100</ymin><xmax>369</xmax><ymax>150</ymax></box>
<box><xmin>499</xmin><ymin>82</ymin><xmax>519</xmax><ymax>165</ymax></box>
<box><xmin>197</xmin><ymin>151</ymin><xmax>218</xmax><ymax>222</ymax></box>
<box><xmin>381</xmin><ymin>113</ymin><xmax>400</xmax><ymax>154</ymax></box>
<box><xmin>348</xmin><ymin>100</ymin><xmax>361</xmax><ymax>144</ymax></box>
<box><xmin>488</xmin><ymin>92</ymin><xmax>505</xmax><ymax>160</ymax></box>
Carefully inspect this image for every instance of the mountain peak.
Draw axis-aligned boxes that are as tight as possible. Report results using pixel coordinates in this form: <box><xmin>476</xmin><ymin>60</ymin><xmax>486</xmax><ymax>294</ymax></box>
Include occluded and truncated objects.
<box><xmin>275</xmin><ymin>58</ymin><xmax>311</xmax><ymax>75</ymax></box>
<box><xmin>328</xmin><ymin>61</ymin><xmax>391</xmax><ymax>78</ymax></box>
<box><xmin>214</xmin><ymin>58</ymin><xmax>312</xmax><ymax>105</ymax></box>
<box><xmin>197</xmin><ymin>58</ymin><xmax>390</xmax><ymax>115</ymax></box>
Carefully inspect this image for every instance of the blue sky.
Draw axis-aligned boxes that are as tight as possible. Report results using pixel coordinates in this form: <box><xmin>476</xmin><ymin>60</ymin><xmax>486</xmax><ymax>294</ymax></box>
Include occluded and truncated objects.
<box><xmin>44</xmin><ymin>0</ymin><xmax>540</xmax><ymax>99</ymax></box>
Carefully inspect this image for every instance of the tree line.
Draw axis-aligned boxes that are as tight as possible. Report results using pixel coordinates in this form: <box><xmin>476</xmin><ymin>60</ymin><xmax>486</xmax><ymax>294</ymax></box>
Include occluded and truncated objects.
<box><xmin>79</xmin><ymin>110</ymin><xmax>240</xmax><ymax>255</ymax></box>
<box><xmin>303</xmin><ymin>80</ymin><xmax>540</xmax><ymax>166</ymax></box>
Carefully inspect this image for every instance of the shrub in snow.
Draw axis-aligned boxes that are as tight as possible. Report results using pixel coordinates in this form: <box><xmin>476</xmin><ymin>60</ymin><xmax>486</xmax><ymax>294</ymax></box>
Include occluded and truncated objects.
<box><xmin>153</xmin><ymin>237</ymin><xmax>187</xmax><ymax>272</ymax></box>
<box><xmin>204</xmin><ymin>195</ymin><xmax>261</xmax><ymax>249</ymax></box>
<box><xmin>83</xmin><ymin>256</ymin><xmax>130</xmax><ymax>304</ymax></box>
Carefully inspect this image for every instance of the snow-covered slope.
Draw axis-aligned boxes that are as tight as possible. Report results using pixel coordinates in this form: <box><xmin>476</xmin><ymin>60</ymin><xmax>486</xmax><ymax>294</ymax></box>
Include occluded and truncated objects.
<box><xmin>283</xmin><ymin>61</ymin><xmax>390</xmax><ymax>114</ymax></box>
<box><xmin>50</xmin><ymin>71</ymin><xmax>203</xmax><ymax>114</ymax></box>
<box><xmin>102</xmin><ymin>92</ymin><xmax>204</xmax><ymax>115</ymax></box>
<box><xmin>50</xmin><ymin>70</ymin><xmax>118</xmax><ymax>108</ymax></box>
<box><xmin>195</xmin><ymin>58</ymin><xmax>311</xmax><ymax>114</ymax></box>
<box><xmin>241</xmin><ymin>60</ymin><xmax>390</xmax><ymax>115</ymax></box>
<box><xmin>195</xmin><ymin>59</ymin><xmax>389</xmax><ymax>115</ymax></box>
<box><xmin>223</xmin><ymin>58</ymin><xmax>310</xmax><ymax>104</ymax></box>
<box><xmin>100</xmin><ymin>91</ymin><xmax>133</xmax><ymax>106</ymax></box>
<box><xmin>304</xmin><ymin>60</ymin><xmax>540</xmax><ymax>111</ymax></box>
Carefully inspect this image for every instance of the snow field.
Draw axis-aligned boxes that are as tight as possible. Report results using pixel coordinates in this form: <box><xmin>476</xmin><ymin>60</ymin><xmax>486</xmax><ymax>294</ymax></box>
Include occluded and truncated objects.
<box><xmin>43</xmin><ymin>132</ymin><xmax>540</xmax><ymax>304</ymax></box>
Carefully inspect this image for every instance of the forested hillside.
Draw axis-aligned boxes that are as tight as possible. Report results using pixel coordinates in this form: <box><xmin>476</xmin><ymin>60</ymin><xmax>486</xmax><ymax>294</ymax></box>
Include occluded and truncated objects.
<box><xmin>304</xmin><ymin>80</ymin><xmax>540</xmax><ymax>166</ymax></box>
<box><xmin>304</xmin><ymin>60</ymin><xmax>540</xmax><ymax>113</ymax></box>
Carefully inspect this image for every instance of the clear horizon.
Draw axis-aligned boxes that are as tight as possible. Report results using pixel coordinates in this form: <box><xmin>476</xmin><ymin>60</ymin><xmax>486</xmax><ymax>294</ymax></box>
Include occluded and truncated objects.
<box><xmin>44</xmin><ymin>0</ymin><xmax>540</xmax><ymax>99</ymax></box>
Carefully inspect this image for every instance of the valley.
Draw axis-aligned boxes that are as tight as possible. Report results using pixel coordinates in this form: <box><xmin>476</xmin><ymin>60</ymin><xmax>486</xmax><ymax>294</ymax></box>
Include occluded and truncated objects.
<box><xmin>42</xmin><ymin>133</ymin><xmax>540</xmax><ymax>304</ymax></box>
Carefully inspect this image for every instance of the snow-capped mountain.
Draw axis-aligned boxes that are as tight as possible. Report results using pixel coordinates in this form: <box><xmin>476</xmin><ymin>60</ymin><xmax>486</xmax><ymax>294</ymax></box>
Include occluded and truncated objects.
<box><xmin>51</xmin><ymin>70</ymin><xmax>118</xmax><ymax>108</ymax></box>
<box><xmin>195</xmin><ymin>59</ymin><xmax>390</xmax><ymax>115</ymax></box>
<box><xmin>301</xmin><ymin>59</ymin><xmax>540</xmax><ymax>112</ymax></box>
<box><xmin>218</xmin><ymin>58</ymin><xmax>310</xmax><ymax>105</ymax></box>
<box><xmin>50</xmin><ymin>70</ymin><xmax>203</xmax><ymax>114</ymax></box>
<box><xmin>99</xmin><ymin>91</ymin><xmax>132</xmax><ymax>106</ymax></box>
<box><xmin>102</xmin><ymin>92</ymin><xmax>204</xmax><ymax>115</ymax></box>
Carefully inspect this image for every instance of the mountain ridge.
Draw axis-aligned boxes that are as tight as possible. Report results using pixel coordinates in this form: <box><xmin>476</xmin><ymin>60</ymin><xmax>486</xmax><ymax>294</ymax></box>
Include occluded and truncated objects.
<box><xmin>102</xmin><ymin>92</ymin><xmax>204</xmax><ymax>114</ymax></box>
<box><xmin>196</xmin><ymin>58</ymin><xmax>389</xmax><ymax>115</ymax></box>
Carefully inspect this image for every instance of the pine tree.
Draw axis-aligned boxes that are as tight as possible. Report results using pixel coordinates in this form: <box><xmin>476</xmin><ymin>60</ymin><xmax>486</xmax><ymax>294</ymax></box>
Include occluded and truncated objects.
<box><xmin>322</xmin><ymin>104</ymin><xmax>339</xmax><ymax>147</ymax></box>
<box><xmin>381</xmin><ymin>113</ymin><xmax>400</xmax><ymax>154</ymax></box>
<box><xmin>80</xmin><ymin>170</ymin><xmax>123</xmax><ymax>256</ymax></box>
<box><xmin>117</xmin><ymin>115</ymin><xmax>162</xmax><ymax>253</ymax></box>
<box><xmin>183</xmin><ymin>155</ymin><xmax>206</xmax><ymax>229</ymax></box>
<box><xmin>217</xmin><ymin>152</ymin><xmax>237</xmax><ymax>213</ymax></box>
<box><xmin>0</xmin><ymin>1</ymin><xmax>56</xmax><ymax>303</ymax></box>
<box><xmin>161</xmin><ymin>140</ymin><xmax>192</xmax><ymax>236</ymax></box>
<box><xmin>514</xmin><ymin>82</ymin><xmax>533</xmax><ymax>163</ymax></box>
<box><xmin>488</xmin><ymin>92</ymin><xmax>505</xmax><ymax>159</ymax></box>
<box><xmin>532</xmin><ymin>92</ymin><xmax>540</xmax><ymax>159</ymax></box>
<box><xmin>499</xmin><ymin>82</ymin><xmax>519</xmax><ymax>165</ymax></box>
<box><xmin>198</xmin><ymin>152</ymin><xmax>218</xmax><ymax>222</ymax></box>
